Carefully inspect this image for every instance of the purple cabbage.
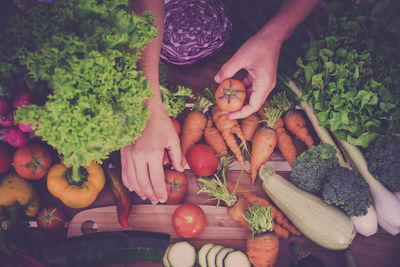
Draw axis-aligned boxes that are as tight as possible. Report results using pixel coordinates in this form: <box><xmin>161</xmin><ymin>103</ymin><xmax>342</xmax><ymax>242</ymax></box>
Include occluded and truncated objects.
<box><xmin>161</xmin><ymin>0</ymin><xmax>232</xmax><ymax>65</ymax></box>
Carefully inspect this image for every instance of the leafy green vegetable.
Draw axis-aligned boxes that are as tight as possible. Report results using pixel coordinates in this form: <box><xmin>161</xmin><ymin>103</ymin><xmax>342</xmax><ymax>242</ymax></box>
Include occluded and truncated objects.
<box><xmin>14</xmin><ymin>0</ymin><xmax>158</xmax><ymax>167</ymax></box>
<box><xmin>290</xmin><ymin>143</ymin><xmax>339</xmax><ymax>195</ymax></box>
<box><xmin>160</xmin><ymin>85</ymin><xmax>193</xmax><ymax>119</ymax></box>
<box><xmin>293</xmin><ymin>0</ymin><xmax>400</xmax><ymax>148</ymax></box>
<box><xmin>322</xmin><ymin>166</ymin><xmax>372</xmax><ymax>217</ymax></box>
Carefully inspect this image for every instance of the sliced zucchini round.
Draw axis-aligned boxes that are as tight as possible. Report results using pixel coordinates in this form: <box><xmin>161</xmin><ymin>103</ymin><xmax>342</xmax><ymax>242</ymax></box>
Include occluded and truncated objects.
<box><xmin>167</xmin><ymin>241</ymin><xmax>196</xmax><ymax>267</ymax></box>
<box><xmin>197</xmin><ymin>243</ymin><xmax>215</xmax><ymax>267</ymax></box>
<box><xmin>223</xmin><ymin>250</ymin><xmax>251</xmax><ymax>267</ymax></box>
<box><xmin>215</xmin><ymin>247</ymin><xmax>234</xmax><ymax>267</ymax></box>
<box><xmin>163</xmin><ymin>244</ymin><xmax>172</xmax><ymax>267</ymax></box>
<box><xmin>206</xmin><ymin>244</ymin><xmax>225</xmax><ymax>267</ymax></box>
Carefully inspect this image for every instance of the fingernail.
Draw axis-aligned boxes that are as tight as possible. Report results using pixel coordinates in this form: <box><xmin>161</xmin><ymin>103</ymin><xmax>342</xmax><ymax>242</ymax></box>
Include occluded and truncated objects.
<box><xmin>151</xmin><ymin>200</ymin><xmax>159</xmax><ymax>205</ymax></box>
<box><xmin>159</xmin><ymin>198</ymin><xmax>167</xmax><ymax>203</ymax></box>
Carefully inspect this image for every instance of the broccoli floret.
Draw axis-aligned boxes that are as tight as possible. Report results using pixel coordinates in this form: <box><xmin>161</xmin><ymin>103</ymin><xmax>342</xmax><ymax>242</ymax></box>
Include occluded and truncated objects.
<box><xmin>364</xmin><ymin>136</ymin><xmax>400</xmax><ymax>192</ymax></box>
<box><xmin>322</xmin><ymin>166</ymin><xmax>372</xmax><ymax>217</ymax></box>
<box><xmin>290</xmin><ymin>143</ymin><xmax>338</xmax><ymax>194</ymax></box>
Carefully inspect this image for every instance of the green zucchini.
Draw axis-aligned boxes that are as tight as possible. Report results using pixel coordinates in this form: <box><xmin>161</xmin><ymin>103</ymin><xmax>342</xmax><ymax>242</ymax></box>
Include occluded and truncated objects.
<box><xmin>163</xmin><ymin>244</ymin><xmax>172</xmax><ymax>267</ymax></box>
<box><xmin>215</xmin><ymin>247</ymin><xmax>234</xmax><ymax>267</ymax></box>
<box><xmin>40</xmin><ymin>230</ymin><xmax>170</xmax><ymax>266</ymax></box>
<box><xmin>259</xmin><ymin>166</ymin><xmax>356</xmax><ymax>250</ymax></box>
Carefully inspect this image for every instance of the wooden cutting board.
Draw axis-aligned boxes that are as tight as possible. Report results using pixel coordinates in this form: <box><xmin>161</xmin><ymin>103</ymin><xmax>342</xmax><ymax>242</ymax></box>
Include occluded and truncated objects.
<box><xmin>67</xmin><ymin>204</ymin><xmax>250</xmax><ymax>242</ymax></box>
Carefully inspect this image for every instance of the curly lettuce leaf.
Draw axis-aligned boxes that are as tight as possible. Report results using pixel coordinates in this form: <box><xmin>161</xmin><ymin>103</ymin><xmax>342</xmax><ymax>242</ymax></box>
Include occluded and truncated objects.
<box><xmin>160</xmin><ymin>85</ymin><xmax>193</xmax><ymax>118</ymax></box>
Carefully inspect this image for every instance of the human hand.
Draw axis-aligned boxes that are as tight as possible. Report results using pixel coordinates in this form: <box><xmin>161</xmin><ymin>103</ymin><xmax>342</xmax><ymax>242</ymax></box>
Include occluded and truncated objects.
<box><xmin>214</xmin><ymin>32</ymin><xmax>283</xmax><ymax>120</ymax></box>
<box><xmin>120</xmin><ymin>103</ymin><xmax>184</xmax><ymax>204</ymax></box>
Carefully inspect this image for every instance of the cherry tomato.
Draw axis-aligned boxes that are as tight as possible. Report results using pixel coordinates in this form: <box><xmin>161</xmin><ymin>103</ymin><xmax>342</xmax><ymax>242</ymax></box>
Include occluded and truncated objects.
<box><xmin>172</xmin><ymin>203</ymin><xmax>206</xmax><ymax>238</ymax></box>
<box><xmin>165</xmin><ymin>169</ymin><xmax>188</xmax><ymax>204</ymax></box>
<box><xmin>215</xmin><ymin>79</ymin><xmax>246</xmax><ymax>112</ymax></box>
<box><xmin>13</xmin><ymin>142</ymin><xmax>52</xmax><ymax>179</ymax></box>
<box><xmin>186</xmin><ymin>144</ymin><xmax>218</xmax><ymax>176</ymax></box>
<box><xmin>36</xmin><ymin>206</ymin><xmax>67</xmax><ymax>232</ymax></box>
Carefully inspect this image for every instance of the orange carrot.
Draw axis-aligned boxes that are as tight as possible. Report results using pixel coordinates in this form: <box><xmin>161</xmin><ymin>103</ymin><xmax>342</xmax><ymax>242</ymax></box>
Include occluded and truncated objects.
<box><xmin>203</xmin><ymin>117</ymin><xmax>228</xmax><ymax>157</ymax></box>
<box><xmin>211</xmin><ymin>106</ymin><xmax>249</xmax><ymax>172</ymax></box>
<box><xmin>284</xmin><ymin>110</ymin><xmax>314</xmax><ymax>147</ymax></box>
<box><xmin>226</xmin><ymin>180</ymin><xmax>300</xmax><ymax>237</ymax></box>
<box><xmin>274</xmin><ymin>118</ymin><xmax>297</xmax><ymax>167</ymax></box>
<box><xmin>250</xmin><ymin>127</ymin><xmax>277</xmax><ymax>186</ymax></box>
<box><xmin>249</xmin><ymin>106</ymin><xmax>283</xmax><ymax>186</ymax></box>
<box><xmin>240</xmin><ymin>113</ymin><xmax>260</xmax><ymax>142</ymax></box>
<box><xmin>180</xmin><ymin>97</ymin><xmax>213</xmax><ymax>164</ymax></box>
<box><xmin>227</xmin><ymin>196</ymin><xmax>250</xmax><ymax>228</ymax></box>
<box><xmin>246</xmin><ymin>232</ymin><xmax>279</xmax><ymax>267</ymax></box>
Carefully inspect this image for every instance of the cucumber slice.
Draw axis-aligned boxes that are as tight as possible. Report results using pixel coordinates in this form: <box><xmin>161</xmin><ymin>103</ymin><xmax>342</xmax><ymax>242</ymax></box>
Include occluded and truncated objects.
<box><xmin>163</xmin><ymin>244</ymin><xmax>172</xmax><ymax>267</ymax></box>
<box><xmin>167</xmin><ymin>241</ymin><xmax>196</xmax><ymax>267</ymax></box>
<box><xmin>206</xmin><ymin>244</ymin><xmax>225</xmax><ymax>267</ymax></box>
<box><xmin>197</xmin><ymin>243</ymin><xmax>215</xmax><ymax>267</ymax></box>
<box><xmin>223</xmin><ymin>250</ymin><xmax>251</xmax><ymax>267</ymax></box>
<box><xmin>215</xmin><ymin>247</ymin><xmax>234</xmax><ymax>267</ymax></box>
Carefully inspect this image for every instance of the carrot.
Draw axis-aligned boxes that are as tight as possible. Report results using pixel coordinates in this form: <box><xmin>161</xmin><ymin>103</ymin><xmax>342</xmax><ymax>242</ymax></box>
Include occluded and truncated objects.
<box><xmin>180</xmin><ymin>96</ymin><xmax>213</xmax><ymax>164</ymax></box>
<box><xmin>284</xmin><ymin>110</ymin><xmax>314</xmax><ymax>147</ymax></box>
<box><xmin>227</xmin><ymin>196</ymin><xmax>250</xmax><ymax>228</ymax></box>
<box><xmin>250</xmin><ymin>127</ymin><xmax>277</xmax><ymax>186</ymax></box>
<box><xmin>203</xmin><ymin>117</ymin><xmax>228</xmax><ymax>157</ymax></box>
<box><xmin>226</xmin><ymin>180</ymin><xmax>300</xmax><ymax>237</ymax></box>
<box><xmin>274</xmin><ymin>118</ymin><xmax>297</xmax><ymax>167</ymax></box>
<box><xmin>246</xmin><ymin>232</ymin><xmax>279</xmax><ymax>267</ymax></box>
<box><xmin>250</xmin><ymin>106</ymin><xmax>282</xmax><ymax>186</ymax></box>
<box><xmin>211</xmin><ymin>106</ymin><xmax>249</xmax><ymax>172</ymax></box>
<box><xmin>240</xmin><ymin>113</ymin><xmax>260</xmax><ymax>142</ymax></box>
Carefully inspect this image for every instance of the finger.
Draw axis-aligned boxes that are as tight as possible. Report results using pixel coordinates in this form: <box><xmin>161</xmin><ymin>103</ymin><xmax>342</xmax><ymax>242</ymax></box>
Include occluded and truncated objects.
<box><xmin>148</xmin><ymin>160</ymin><xmax>168</xmax><ymax>203</ymax></box>
<box><xmin>214</xmin><ymin>57</ymin><xmax>242</xmax><ymax>83</ymax></box>
<box><xmin>242</xmin><ymin>75</ymin><xmax>253</xmax><ymax>88</ymax></box>
<box><xmin>135</xmin><ymin>160</ymin><xmax>158</xmax><ymax>204</ymax></box>
<box><xmin>120</xmin><ymin>147</ymin><xmax>133</xmax><ymax>190</ymax></box>
<box><xmin>126</xmin><ymin>151</ymin><xmax>146</xmax><ymax>200</ymax></box>
<box><xmin>168</xmin><ymin>138</ymin><xmax>184</xmax><ymax>172</ymax></box>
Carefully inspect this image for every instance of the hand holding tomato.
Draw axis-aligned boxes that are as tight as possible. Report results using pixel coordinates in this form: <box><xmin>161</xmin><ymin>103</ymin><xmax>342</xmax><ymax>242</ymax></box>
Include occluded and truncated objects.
<box><xmin>172</xmin><ymin>203</ymin><xmax>206</xmax><ymax>238</ymax></box>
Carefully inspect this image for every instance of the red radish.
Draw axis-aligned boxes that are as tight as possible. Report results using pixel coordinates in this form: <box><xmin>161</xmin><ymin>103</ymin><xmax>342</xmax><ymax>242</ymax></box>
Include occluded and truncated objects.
<box><xmin>0</xmin><ymin>112</ymin><xmax>14</xmax><ymax>127</ymax></box>
<box><xmin>18</xmin><ymin>122</ymin><xmax>33</xmax><ymax>133</ymax></box>
<box><xmin>12</xmin><ymin>89</ymin><xmax>36</xmax><ymax>109</ymax></box>
<box><xmin>5</xmin><ymin>126</ymin><xmax>29</xmax><ymax>148</ymax></box>
<box><xmin>0</xmin><ymin>141</ymin><xmax>14</xmax><ymax>173</ymax></box>
<box><xmin>0</xmin><ymin>97</ymin><xmax>11</xmax><ymax>114</ymax></box>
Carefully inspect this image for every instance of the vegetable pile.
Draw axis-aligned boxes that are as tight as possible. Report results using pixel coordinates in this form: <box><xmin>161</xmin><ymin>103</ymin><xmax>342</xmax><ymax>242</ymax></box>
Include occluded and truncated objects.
<box><xmin>161</xmin><ymin>0</ymin><xmax>232</xmax><ymax>65</ymax></box>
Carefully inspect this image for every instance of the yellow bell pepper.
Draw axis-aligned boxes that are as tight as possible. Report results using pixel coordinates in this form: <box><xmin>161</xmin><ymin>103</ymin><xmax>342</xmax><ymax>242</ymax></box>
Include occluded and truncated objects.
<box><xmin>0</xmin><ymin>172</ymin><xmax>40</xmax><ymax>217</ymax></box>
<box><xmin>47</xmin><ymin>161</ymin><xmax>105</xmax><ymax>209</ymax></box>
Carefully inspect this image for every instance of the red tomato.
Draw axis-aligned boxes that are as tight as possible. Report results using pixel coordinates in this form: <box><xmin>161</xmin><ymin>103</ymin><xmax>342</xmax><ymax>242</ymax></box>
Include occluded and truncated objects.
<box><xmin>13</xmin><ymin>142</ymin><xmax>52</xmax><ymax>179</ymax></box>
<box><xmin>172</xmin><ymin>203</ymin><xmax>206</xmax><ymax>238</ymax></box>
<box><xmin>215</xmin><ymin>79</ymin><xmax>246</xmax><ymax>113</ymax></box>
<box><xmin>36</xmin><ymin>206</ymin><xmax>67</xmax><ymax>232</ymax></box>
<box><xmin>165</xmin><ymin>169</ymin><xmax>188</xmax><ymax>204</ymax></box>
<box><xmin>0</xmin><ymin>141</ymin><xmax>14</xmax><ymax>173</ymax></box>
<box><xmin>186</xmin><ymin>144</ymin><xmax>218</xmax><ymax>176</ymax></box>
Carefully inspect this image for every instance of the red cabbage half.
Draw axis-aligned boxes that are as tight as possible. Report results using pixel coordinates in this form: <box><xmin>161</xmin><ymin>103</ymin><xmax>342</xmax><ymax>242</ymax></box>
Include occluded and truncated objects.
<box><xmin>161</xmin><ymin>0</ymin><xmax>232</xmax><ymax>65</ymax></box>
